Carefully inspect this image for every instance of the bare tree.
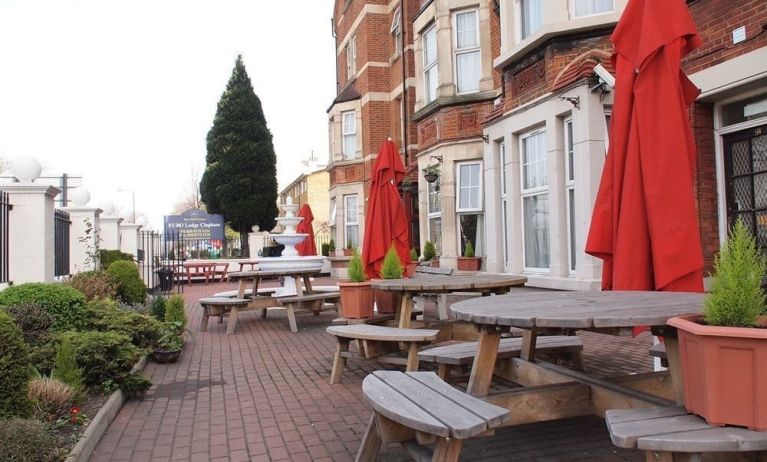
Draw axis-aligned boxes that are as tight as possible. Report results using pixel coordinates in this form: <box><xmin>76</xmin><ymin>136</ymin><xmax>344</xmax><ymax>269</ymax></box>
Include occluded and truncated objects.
<box><xmin>172</xmin><ymin>166</ymin><xmax>205</xmax><ymax>214</ymax></box>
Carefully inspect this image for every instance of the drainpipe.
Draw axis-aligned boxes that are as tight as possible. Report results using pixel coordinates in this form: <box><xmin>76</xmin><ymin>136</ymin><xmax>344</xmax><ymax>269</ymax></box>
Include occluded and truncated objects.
<box><xmin>401</xmin><ymin>0</ymin><xmax>409</xmax><ymax>166</ymax></box>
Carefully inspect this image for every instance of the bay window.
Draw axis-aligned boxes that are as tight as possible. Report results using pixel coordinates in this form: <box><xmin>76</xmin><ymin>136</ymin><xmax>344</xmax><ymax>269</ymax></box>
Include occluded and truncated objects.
<box><xmin>454</xmin><ymin>9</ymin><xmax>480</xmax><ymax>94</ymax></box>
<box><xmin>423</xmin><ymin>24</ymin><xmax>438</xmax><ymax>103</ymax></box>
<box><xmin>521</xmin><ymin>130</ymin><xmax>549</xmax><ymax>270</ymax></box>
<box><xmin>342</xmin><ymin>111</ymin><xmax>357</xmax><ymax>159</ymax></box>
<box><xmin>564</xmin><ymin>118</ymin><xmax>576</xmax><ymax>272</ymax></box>
<box><xmin>573</xmin><ymin>0</ymin><xmax>613</xmax><ymax>17</ymax></box>
<box><xmin>520</xmin><ymin>0</ymin><xmax>543</xmax><ymax>40</ymax></box>
<box><xmin>456</xmin><ymin>162</ymin><xmax>484</xmax><ymax>256</ymax></box>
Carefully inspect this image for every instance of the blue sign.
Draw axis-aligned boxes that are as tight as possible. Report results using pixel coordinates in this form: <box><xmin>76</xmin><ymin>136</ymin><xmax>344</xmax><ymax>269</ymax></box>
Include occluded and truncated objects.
<box><xmin>164</xmin><ymin>209</ymin><xmax>225</xmax><ymax>241</ymax></box>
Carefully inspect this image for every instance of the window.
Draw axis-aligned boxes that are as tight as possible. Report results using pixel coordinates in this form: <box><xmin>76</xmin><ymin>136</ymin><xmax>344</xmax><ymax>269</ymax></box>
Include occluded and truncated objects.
<box><xmin>521</xmin><ymin>130</ymin><xmax>549</xmax><ymax>269</ymax></box>
<box><xmin>573</xmin><ymin>0</ymin><xmax>613</xmax><ymax>17</ymax></box>
<box><xmin>500</xmin><ymin>142</ymin><xmax>509</xmax><ymax>269</ymax></box>
<box><xmin>346</xmin><ymin>35</ymin><xmax>357</xmax><ymax>81</ymax></box>
<box><xmin>520</xmin><ymin>0</ymin><xmax>543</xmax><ymax>40</ymax></box>
<box><xmin>457</xmin><ymin>162</ymin><xmax>484</xmax><ymax>256</ymax></box>
<box><xmin>454</xmin><ymin>10</ymin><xmax>480</xmax><ymax>94</ymax></box>
<box><xmin>564</xmin><ymin>118</ymin><xmax>576</xmax><ymax>272</ymax></box>
<box><xmin>344</xmin><ymin>195</ymin><xmax>359</xmax><ymax>248</ymax></box>
<box><xmin>391</xmin><ymin>7</ymin><xmax>403</xmax><ymax>54</ymax></box>
<box><xmin>423</xmin><ymin>24</ymin><xmax>438</xmax><ymax>103</ymax></box>
<box><xmin>342</xmin><ymin>111</ymin><xmax>357</xmax><ymax>159</ymax></box>
<box><xmin>427</xmin><ymin>179</ymin><xmax>442</xmax><ymax>255</ymax></box>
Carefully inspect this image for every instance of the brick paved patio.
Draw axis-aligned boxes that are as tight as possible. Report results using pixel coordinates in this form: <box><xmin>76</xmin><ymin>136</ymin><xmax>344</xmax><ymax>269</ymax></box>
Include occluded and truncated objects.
<box><xmin>90</xmin><ymin>280</ymin><xmax>651</xmax><ymax>461</ymax></box>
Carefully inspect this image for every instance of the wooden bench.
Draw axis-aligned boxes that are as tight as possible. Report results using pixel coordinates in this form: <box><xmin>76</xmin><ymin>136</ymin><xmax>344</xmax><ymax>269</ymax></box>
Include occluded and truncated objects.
<box><xmin>356</xmin><ymin>371</ymin><xmax>510</xmax><ymax>462</ymax></box>
<box><xmin>212</xmin><ymin>287</ymin><xmax>278</xmax><ymax>299</ymax></box>
<box><xmin>418</xmin><ymin>335</ymin><xmax>585</xmax><ymax>380</ymax></box>
<box><xmin>649</xmin><ymin>342</ymin><xmax>669</xmax><ymax>367</ymax></box>
<box><xmin>279</xmin><ymin>292</ymin><xmax>340</xmax><ymax>333</ymax></box>
<box><xmin>414</xmin><ymin>265</ymin><xmax>453</xmax><ymax>276</ymax></box>
<box><xmin>198</xmin><ymin>297</ymin><xmax>249</xmax><ymax>334</ymax></box>
<box><xmin>606</xmin><ymin>407</ymin><xmax>767</xmax><ymax>461</ymax></box>
<box><xmin>326</xmin><ymin>324</ymin><xmax>439</xmax><ymax>384</ymax></box>
<box><xmin>209</xmin><ymin>262</ymin><xmax>230</xmax><ymax>282</ymax></box>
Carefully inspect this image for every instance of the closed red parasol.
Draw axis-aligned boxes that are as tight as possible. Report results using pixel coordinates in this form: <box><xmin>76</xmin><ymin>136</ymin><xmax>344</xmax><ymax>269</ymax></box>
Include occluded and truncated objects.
<box><xmin>586</xmin><ymin>0</ymin><xmax>704</xmax><ymax>293</ymax></box>
<box><xmin>295</xmin><ymin>204</ymin><xmax>317</xmax><ymax>256</ymax></box>
<box><xmin>362</xmin><ymin>139</ymin><xmax>411</xmax><ymax>279</ymax></box>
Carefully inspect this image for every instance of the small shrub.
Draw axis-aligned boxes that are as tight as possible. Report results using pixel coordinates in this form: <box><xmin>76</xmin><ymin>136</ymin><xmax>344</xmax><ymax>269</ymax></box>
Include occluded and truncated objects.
<box><xmin>85</xmin><ymin>299</ymin><xmax>163</xmax><ymax>349</ymax></box>
<box><xmin>422</xmin><ymin>241</ymin><xmax>437</xmax><ymax>262</ymax></box>
<box><xmin>704</xmin><ymin>220</ymin><xmax>767</xmax><ymax>327</ymax></box>
<box><xmin>410</xmin><ymin>247</ymin><xmax>418</xmax><ymax>261</ymax></box>
<box><xmin>64</xmin><ymin>331</ymin><xmax>143</xmax><ymax>391</ymax></box>
<box><xmin>29</xmin><ymin>343</ymin><xmax>57</xmax><ymax>376</ymax></box>
<box><xmin>347</xmin><ymin>251</ymin><xmax>367</xmax><ymax>283</ymax></box>
<box><xmin>107</xmin><ymin>261</ymin><xmax>147</xmax><ymax>305</ymax></box>
<box><xmin>155</xmin><ymin>323</ymin><xmax>184</xmax><ymax>351</ymax></box>
<box><xmin>150</xmin><ymin>296</ymin><xmax>166</xmax><ymax>320</ymax></box>
<box><xmin>0</xmin><ymin>303</ymin><xmax>54</xmax><ymax>347</ymax></box>
<box><xmin>0</xmin><ymin>418</ymin><xmax>58</xmax><ymax>462</ymax></box>
<box><xmin>66</xmin><ymin>270</ymin><xmax>118</xmax><ymax>301</ymax></box>
<box><xmin>28</xmin><ymin>376</ymin><xmax>76</xmax><ymax>419</ymax></box>
<box><xmin>0</xmin><ymin>311</ymin><xmax>31</xmax><ymax>418</ymax></box>
<box><xmin>52</xmin><ymin>336</ymin><xmax>83</xmax><ymax>391</ymax></box>
<box><xmin>321</xmin><ymin>243</ymin><xmax>330</xmax><ymax>257</ymax></box>
<box><xmin>99</xmin><ymin>249</ymin><xmax>134</xmax><ymax>268</ymax></box>
<box><xmin>346</xmin><ymin>239</ymin><xmax>354</xmax><ymax>250</ymax></box>
<box><xmin>379</xmin><ymin>246</ymin><xmax>404</xmax><ymax>279</ymax></box>
<box><xmin>120</xmin><ymin>372</ymin><xmax>152</xmax><ymax>398</ymax></box>
<box><xmin>328</xmin><ymin>239</ymin><xmax>336</xmax><ymax>252</ymax></box>
<box><xmin>464</xmin><ymin>240</ymin><xmax>475</xmax><ymax>258</ymax></box>
<box><xmin>164</xmin><ymin>295</ymin><xmax>187</xmax><ymax>331</ymax></box>
<box><xmin>0</xmin><ymin>283</ymin><xmax>87</xmax><ymax>331</ymax></box>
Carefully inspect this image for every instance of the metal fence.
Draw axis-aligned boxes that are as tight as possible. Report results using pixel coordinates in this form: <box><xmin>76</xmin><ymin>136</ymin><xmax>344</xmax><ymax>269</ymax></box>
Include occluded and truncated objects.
<box><xmin>54</xmin><ymin>209</ymin><xmax>71</xmax><ymax>277</ymax></box>
<box><xmin>137</xmin><ymin>231</ymin><xmax>185</xmax><ymax>294</ymax></box>
<box><xmin>0</xmin><ymin>191</ymin><xmax>11</xmax><ymax>283</ymax></box>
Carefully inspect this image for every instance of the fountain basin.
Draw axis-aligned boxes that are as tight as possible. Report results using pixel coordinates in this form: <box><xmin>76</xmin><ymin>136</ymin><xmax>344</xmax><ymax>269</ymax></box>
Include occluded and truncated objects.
<box><xmin>256</xmin><ymin>256</ymin><xmax>326</xmax><ymax>272</ymax></box>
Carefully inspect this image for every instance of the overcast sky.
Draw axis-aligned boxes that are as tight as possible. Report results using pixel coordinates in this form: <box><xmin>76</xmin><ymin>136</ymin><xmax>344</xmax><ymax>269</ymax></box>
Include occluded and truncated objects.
<box><xmin>0</xmin><ymin>0</ymin><xmax>336</xmax><ymax>228</ymax></box>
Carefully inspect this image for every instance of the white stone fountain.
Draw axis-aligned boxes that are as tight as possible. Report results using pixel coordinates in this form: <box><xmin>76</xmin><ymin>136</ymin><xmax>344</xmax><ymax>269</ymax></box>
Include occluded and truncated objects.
<box><xmin>256</xmin><ymin>197</ymin><xmax>326</xmax><ymax>296</ymax></box>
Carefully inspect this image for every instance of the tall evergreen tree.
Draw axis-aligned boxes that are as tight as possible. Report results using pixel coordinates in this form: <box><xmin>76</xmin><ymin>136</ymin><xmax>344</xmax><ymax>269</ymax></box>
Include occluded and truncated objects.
<box><xmin>201</xmin><ymin>55</ymin><xmax>278</xmax><ymax>248</ymax></box>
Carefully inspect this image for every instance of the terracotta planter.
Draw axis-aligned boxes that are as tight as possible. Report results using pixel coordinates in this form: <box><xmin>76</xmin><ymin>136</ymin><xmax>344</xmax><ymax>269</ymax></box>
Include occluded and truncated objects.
<box><xmin>430</xmin><ymin>260</ymin><xmax>440</xmax><ymax>268</ymax></box>
<box><xmin>668</xmin><ymin>314</ymin><xmax>767</xmax><ymax>431</ymax></box>
<box><xmin>456</xmin><ymin>257</ymin><xmax>481</xmax><ymax>271</ymax></box>
<box><xmin>338</xmin><ymin>281</ymin><xmax>373</xmax><ymax>319</ymax></box>
<box><xmin>343</xmin><ymin>249</ymin><xmax>354</xmax><ymax>257</ymax></box>
<box><xmin>373</xmin><ymin>288</ymin><xmax>401</xmax><ymax>315</ymax></box>
<box><xmin>405</xmin><ymin>263</ymin><xmax>417</xmax><ymax>277</ymax></box>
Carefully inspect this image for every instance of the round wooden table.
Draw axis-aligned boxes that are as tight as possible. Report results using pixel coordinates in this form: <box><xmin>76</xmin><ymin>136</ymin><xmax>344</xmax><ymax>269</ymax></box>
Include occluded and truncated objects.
<box><xmin>371</xmin><ymin>274</ymin><xmax>527</xmax><ymax>328</ymax></box>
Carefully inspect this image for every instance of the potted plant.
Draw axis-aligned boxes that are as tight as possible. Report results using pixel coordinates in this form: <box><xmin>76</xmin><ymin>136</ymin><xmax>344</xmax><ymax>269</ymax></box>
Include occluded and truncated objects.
<box><xmin>152</xmin><ymin>323</ymin><xmax>184</xmax><ymax>364</ymax></box>
<box><xmin>375</xmin><ymin>246</ymin><xmax>404</xmax><ymax>314</ymax></box>
<box><xmin>343</xmin><ymin>239</ymin><xmax>355</xmax><ymax>257</ymax></box>
<box><xmin>406</xmin><ymin>247</ymin><xmax>419</xmax><ymax>276</ymax></box>
<box><xmin>337</xmin><ymin>251</ymin><xmax>373</xmax><ymax>319</ymax></box>
<box><xmin>457</xmin><ymin>241</ymin><xmax>481</xmax><ymax>271</ymax></box>
<box><xmin>422</xmin><ymin>241</ymin><xmax>439</xmax><ymax>267</ymax></box>
<box><xmin>423</xmin><ymin>164</ymin><xmax>440</xmax><ymax>184</ymax></box>
<box><xmin>328</xmin><ymin>239</ymin><xmax>336</xmax><ymax>255</ymax></box>
<box><xmin>668</xmin><ymin>220</ymin><xmax>767</xmax><ymax>431</ymax></box>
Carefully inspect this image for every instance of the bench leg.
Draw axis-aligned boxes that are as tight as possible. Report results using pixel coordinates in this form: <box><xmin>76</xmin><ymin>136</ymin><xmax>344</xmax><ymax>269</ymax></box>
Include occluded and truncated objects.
<box><xmin>643</xmin><ymin>451</ymin><xmax>697</xmax><ymax>462</ymax></box>
<box><xmin>354</xmin><ymin>415</ymin><xmax>381</xmax><ymax>462</ymax></box>
<box><xmin>226</xmin><ymin>307</ymin><xmax>239</xmax><ymax>335</ymax></box>
<box><xmin>432</xmin><ymin>438</ymin><xmax>462</xmax><ymax>462</ymax></box>
<box><xmin>330</xmin><ymin>339</ymin><xmax>350</xmax><ymax>384</ymax></box>
<box><xmin>572</xmin><ymin>351</ymin><xmax>586</xmax><ymax>371</ymax></box>
<box><xmin>405</xmin><ymin>342</ymin><xmax>420</xmax><ymax>372</ymax></box>
<box><xmin>286</xmin><ymin>303</ymin><xmax>298</xmax><ymax>333</ymax></box>
<box><xmin>200</xmin><ymin>307</ymin><xmax>210</xmax><ymax>331</ymax></box>
<box><xmin>437</xmin><ymin>364</ymin><xmax>451</xmax><ymax>381</ymax></box>
<box><xmin>262</xmin><ymin>307</ymin><xmax>268</xmax><ymax>318</ymax></box>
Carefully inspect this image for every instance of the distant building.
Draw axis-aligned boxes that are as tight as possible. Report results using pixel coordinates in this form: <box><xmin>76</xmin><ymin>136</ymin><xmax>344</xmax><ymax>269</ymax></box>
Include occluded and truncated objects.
<box><xmin>279</xmin><ymin>155</ymin><xmax>331</xmax><ymax>241</ymax></box>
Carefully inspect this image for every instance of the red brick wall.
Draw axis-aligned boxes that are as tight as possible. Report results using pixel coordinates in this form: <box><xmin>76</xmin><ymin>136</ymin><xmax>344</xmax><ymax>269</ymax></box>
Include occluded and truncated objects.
<box><xmin>417</xmin><ymin>101</ymin><xmax>494</xmax><ymax>150</ymax></box>
<box><xmin>690</xmin><ymin>102</ymin><xmax>718</xmax><ymax>273</ymax></box>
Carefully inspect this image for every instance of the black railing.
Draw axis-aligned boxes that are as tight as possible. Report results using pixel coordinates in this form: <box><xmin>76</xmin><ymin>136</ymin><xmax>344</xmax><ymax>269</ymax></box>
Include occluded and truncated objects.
<box><xmin>54</xmin><ymin>209</ymin><xmax>71</xmax><ymax>277</ymax></box>
<box><xmin>0</xmin><ymin>191</ymin><xmax>11</xmax><ymax>283</ymax></box>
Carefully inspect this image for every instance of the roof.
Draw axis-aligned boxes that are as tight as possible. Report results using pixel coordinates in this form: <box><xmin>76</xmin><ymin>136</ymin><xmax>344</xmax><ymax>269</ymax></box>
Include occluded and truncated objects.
<box><xmin>327</xmin><ymin>79</ymin><xmax>361</xmax><ymax>112</ymax></box>
<box><xmin>551</xmin><ymin>49</ymin><xmax>615</xmax><ymax>93</ymax></box>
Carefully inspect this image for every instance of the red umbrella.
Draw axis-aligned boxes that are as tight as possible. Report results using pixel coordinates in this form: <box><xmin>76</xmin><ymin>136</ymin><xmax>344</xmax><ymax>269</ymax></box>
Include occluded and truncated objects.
<box><xmin>362</xmin><ymin>139</ymin><xmax>411</xmax><ymax>279</ymax></box>
<box><xmin>586</xmin><ymin>0</ymin><xmax>704</xmax><ymax>293</ymax></box>
<box><xmin>295</xmin><ymin>204</ymin><xmax>317</xmax><ymax>256</ymax></box>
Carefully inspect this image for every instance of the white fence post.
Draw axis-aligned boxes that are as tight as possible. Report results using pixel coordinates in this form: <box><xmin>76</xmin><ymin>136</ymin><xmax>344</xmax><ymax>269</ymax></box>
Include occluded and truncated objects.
<box><xmin>119</xmin><ymin>223</ymin><xmax>142</xmax><ymax>259</ymax></box>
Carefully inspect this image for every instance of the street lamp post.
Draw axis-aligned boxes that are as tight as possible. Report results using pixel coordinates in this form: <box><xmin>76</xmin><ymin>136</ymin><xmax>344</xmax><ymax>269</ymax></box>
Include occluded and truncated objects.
<box><xmin>117</xmin><ymin>189</ymin><xmax>136</xmax><ymax>223</ymax></box>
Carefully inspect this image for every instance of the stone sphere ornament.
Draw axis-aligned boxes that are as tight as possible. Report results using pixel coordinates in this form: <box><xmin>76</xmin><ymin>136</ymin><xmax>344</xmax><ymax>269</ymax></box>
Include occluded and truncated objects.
<box><xmin>11</xmin><ymin>156</ymin><xmax>42</xmax><ymax>183</ymax></box>
<box><xmin>99</xmin><ymin>201</ymin><xmax>115</xmax><ymax>216</ymax></box>
<box><xmin>69</xmin><ymin>188</ymin><xmax>91</xmax><ymax>206</ymax></box>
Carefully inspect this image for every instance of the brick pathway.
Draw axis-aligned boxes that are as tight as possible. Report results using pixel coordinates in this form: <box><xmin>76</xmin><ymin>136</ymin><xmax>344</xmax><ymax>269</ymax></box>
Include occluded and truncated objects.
<box><xmin>91</xmin><ymin>281</ymin><xmax>650</xmax><ymax>461</ymax></box>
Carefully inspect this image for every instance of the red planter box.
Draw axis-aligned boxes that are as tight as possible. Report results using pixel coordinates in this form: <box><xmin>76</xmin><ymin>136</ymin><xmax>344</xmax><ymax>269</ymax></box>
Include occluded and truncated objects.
<box><xmin>338</xmin><ymin>281</ymin><xmax>373</xmax><ymax>319</ymax></box>
<box><xmin>373</xmin><ymin>289</ymin><xmax>401</xmax><ymax>315</ymax></box>
<box><xmin>456</xmin><ymin>257</ymin><xmax>481</xmax><ymax>271</ymax></box>
<box><xmin>668</xmin><ymin>314</ymin><xmax>767</xmax><ymax>431</ymax></box>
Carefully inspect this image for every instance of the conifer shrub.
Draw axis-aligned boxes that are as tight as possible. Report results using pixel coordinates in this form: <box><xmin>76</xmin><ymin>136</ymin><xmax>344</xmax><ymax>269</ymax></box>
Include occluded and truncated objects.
<box><xmin>52</xmin><ymin>336</ymin><xmax>83</xmax><ymax>392</ymax></box>
<box><xmin>380</xmin><ymin>246</ymin><xmax>404</xmax><ymax>279</ymax></box>
<box><xmin>464</xmin><ymin>240</ymin><xmax>475</xmax><ymax>258</ymax></box>
<box><xmin>98</xmin><ymin>249</ymin><xmax>134</xmax><ymax>268</ymax></box>
<box><xmin>66</xmin><ymin>270</ymin><xmax>118</xmax><ymax>301</ymax></box>
<box><xmin>328</xmin><ymin>239</ymin><xmax>336</xmax><ymax>252</ymax></box>
<box><xmin>164</xmin><ymin>295</ymin><xmax>187</xmax><ymax>331</ymax></box>
<box><xmin>0</xmin><ymin>311</ymin><xmax>31</xmax><ymax>418</ymax></box>
<box><xmin>0</xmin><ymin>418</ymin><xmax>58</xmax><ymax>462</ymax></box>
<box><xmin>321</xmin><ymin>243</ymin><xmax>330</xmax><ymax>257</ymax></box>
<box><xmin>85</xmin><ymin>299</ymin><xmax>163</xmax><ymax>349</ymax></box>
<box><xmin>347</xmin><ymin>251</ymin><xmax>367</xmax><ymax>283</ymax></box>
<box><xmin>704</xmin><ymin>220</ymin><xmax>767</xmax><ymax>327</ymax></box>
<box><xmin>0</xmin><ymin>303</ymin><xmax>54</xmax><ymax>347</ymax></box>
<box><xmin>150</xmin><ymin>296</ymin><xmax>166</xmax><ymax>320</ymax></box>
<box><xmin>410</xmin><ymin>247</ymin><xmax>418</xmax><ymax>261</ymax></box>
<box><xmin>107</xmin><ymin>261</ymin><xmax>147</xmax><ymax>305</ymax></box>
<box><xmin>0</xmin><ymin>283</ymin><xmax>86</xmax><ymax>331</ymax></box>
<box><xmin>63</xmin><ymin>331</ymin><xmax>144</xmax><ymax>391</ymax></box>
<box><xmin>422</xmin><ymin>241</ymin><xmax>437</xmax><ymax>262</ymax></box>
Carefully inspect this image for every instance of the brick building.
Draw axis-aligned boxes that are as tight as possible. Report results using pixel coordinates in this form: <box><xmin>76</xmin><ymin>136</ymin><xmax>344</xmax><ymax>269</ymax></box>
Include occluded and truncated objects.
<box><xmin>327</xmin><ymin>0</ymin><xmax>420</xmax><ymax>252</ymax></box>
<box><xmin>278</xmin><ymin>154</ymin><xmax>331</xmax><ymax>243</ymax></box>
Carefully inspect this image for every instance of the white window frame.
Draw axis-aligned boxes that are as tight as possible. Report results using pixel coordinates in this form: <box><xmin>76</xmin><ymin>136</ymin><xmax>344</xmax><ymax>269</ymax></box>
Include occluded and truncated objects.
<box><xmin>344</xmin><ymin>194</ymin><xmax>359</xmax><ymax>249</ymax></box>
<box><xmin>571</xmin><ymin>0</ymin><xmax>614</xmax><ymax>19</ymax></box>
<box><xmin>564</xmin><ymin>118</ymin><xmax>576</xmax><ymax>274</ymax></box>
<box><xmin>519</xmin><ymin>0</ymin><xmax>543</xmax><ymax>41</ymax></box>
<box><xmin>500</xmin><ymin>142</ymin><xmax>509</xmax><ymax>270</ymax></box>
<box><xmin>453</xmin><ymin>9</ymin><xmax>481</xmax><ymax>95</ymax></box>
<box><xmin>456</xmin><ymin>161</ymin><xmax>483</xmax><ymax>213</ymax></box>
<box><xmin>520</xmin><ymin>129</ymin><xmax>550</xmax><ymax>272</ymax></box>
<box><xmin>422</xmin><ymin>24</ymin><xmax>438</xmax><ymax>104</ymax></box>
<box><xmin>342</xmin><ymin>110</ymin><xmax>357</xmax><ymax>159</ymax></box>
<box><xmin>427</xmin><ymin>178</ymin><xmax>442</xmax><ymax>256</ymax></box>
<box><xmin>391</xmin><ymin>7</ymin><xmax>403</xmax><ymax>55</ymax></box>
<box><xmin>346</xmin><ymin>35</ymin><xmax>357</xmax><ymax>81</ymax></box>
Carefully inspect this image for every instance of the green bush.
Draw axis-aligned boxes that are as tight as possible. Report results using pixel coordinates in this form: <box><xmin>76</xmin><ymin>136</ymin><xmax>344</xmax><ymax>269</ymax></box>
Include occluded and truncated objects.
<box><xmin>164</xmin><ymin>295</ymin><xmax>187</xmax><ymax>331</ymax></box>
<box><xmin>0</xmin><ymin>303</ymin><xmax>54</xmax><ymax>347</ymax></box>
<box><xmin>107</xmin><ymin>261</ymin><xmax>147</xmax><ymax>305</ymax></box>
<box><xmin>410</xmin><ymin>247</ymin><xmax>418</xmax><ymax>261</ymax></box>
<box><xmin>85</xmin><ymin>299</ymin><xmax>163</xmax><ymax>349</ymax></box>
<box><xmin>328</xmin><ymin>239</ymin><xmax>336</xmax><ymax>252</ymax></box>
<box><xmin>464</xmin><ymin>240</ymin><xmax>475</xmax><ymax>258</ymax></box>
<box><xmin>0</xmin><ymin>311</ymin><xmax>31</xmax><ymax>418</ymax></box>
<box><xmin>379</xmin><ymin>246</ymin><xmax>404</xmax><ymax>279</ymax></box>
<box><xmin>120</xmin><ymin>372</ymin><xmax>152</xmax><ymax>398</ymax></box>
<box><xmin>52</xmin><ymin>336</ymin><xmax>83</xmax><ymax>392</ymax></box>
<box><xmin>0</xmin><ymin>283</ymin><xmax>87</xmax><ymax>331</ymax></box>
<box><xmin>321</xmin><ymin>243</ymin><xmax>330</xmax><ymax>257</ymax></box>
<box><xmin>99</xmin><ymin>249</ymin><xmax>134</xmax><ymax>268</ymax></box>
<box><xmin>422</xmin><ymin>241</ymin><xmax>437</xmax><ymax>262</ymax></box>
<box><xmin>150</xmin><ymin>296</ymin><xmax>166</xmax><ymax>320</ymax></box>
<box><xmin>347</xmin><ymin>251</ymin><xmax>367</xmax><ymax>283</ymax></box>
<box><xmin>29</xmin><ymin>343</ymin><xmax>57</xmax><ymax>376</ymax></box>
<box><xmin>63</xmin><ymin>331</ymin><xmax>144</xmax><ymax>391</ymax></box>
<box><xmin>66</xmin><ymin>270</ymin><xmax>118</xmax><ymax>301</ymax></box>
<box><xmin>704</xmin><ymin>220</ymin><xmax>767</xmax><ymax>327</ymax></box>
<box><xmin>0</xmin><ymin>418</ymin><xmax>58</xmax><ymax>462</ymax></box>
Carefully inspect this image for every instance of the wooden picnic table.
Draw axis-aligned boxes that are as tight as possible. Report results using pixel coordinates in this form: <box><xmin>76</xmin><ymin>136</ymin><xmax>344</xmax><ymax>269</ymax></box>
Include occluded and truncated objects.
<box><xmin>449</xmin><ymin>291</ymin><xmax>705</xmax><ymax>426</ymax></box>
<box><xmin>236</xmin><ymin>261</ymin><xmax>258</xmax><ymax>272</ymax></box>
<box><xmin>371</xmin><ymin>274</ymin><xmax>527</xmax><ymax>329</ymax></box>
<box><xmin>181</xmin><ymin>261</ymin><xmax>215</xmax><ymax>284</ymax></box>
<box><xmin>228</xmin><ymin>268</ymin><xmax>322</xmax><ymax>298</ymax></box>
